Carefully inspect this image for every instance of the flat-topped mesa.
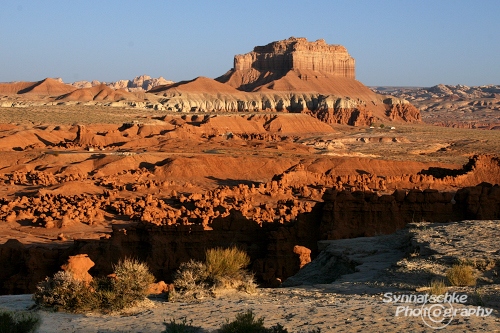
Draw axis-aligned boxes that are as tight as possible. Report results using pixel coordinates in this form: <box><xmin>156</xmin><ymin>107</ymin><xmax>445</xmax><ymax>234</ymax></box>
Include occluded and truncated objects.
<box><xmin>234</xmin><ymin>37</ymin><xmax>355</xmax><ymax>78</ymax></box>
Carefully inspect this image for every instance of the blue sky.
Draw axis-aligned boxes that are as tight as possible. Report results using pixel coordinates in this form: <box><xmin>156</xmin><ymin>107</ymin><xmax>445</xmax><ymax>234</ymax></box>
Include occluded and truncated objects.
<box><xmin>1</xmin><ymin>0</ymin><xmax>498</xmax><ymax>86</ymax></box>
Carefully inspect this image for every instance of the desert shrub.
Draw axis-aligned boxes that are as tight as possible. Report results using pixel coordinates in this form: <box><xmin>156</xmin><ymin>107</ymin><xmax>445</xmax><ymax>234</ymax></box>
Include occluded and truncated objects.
<box><xmin>205</xmin><ymin>247</ymin><xmax>255</xmax><ymax>291</ymax></box>
<box><xmin>205</xmin><ymin>247</ymin><xmax>250</xmax><ymax>282</ymax></box>
<box><xmin>162</xmin><ymin>317</ymin><xmax>202</xmax><ymax>333</ymax></box>
<box><xmin>218</xmin><ymin>310</ymin><xmax>268</xmax><ymax>333</ymax></box>
<box><xmin>218</xmin><ymin>310</ymin><xmax>305</xmax><ymax>333</ymax></box>
<box><xmin>33</xmin><ymin>270</ymin><xmax>96</xmax><ymax>312</ymax></box>
<box><xmin>428</xmin><ymin>279</ymin><xmax>447</xmax><ymax>295</ymax></box>
<box><xmin>34</xmin><ymin>258</ymin><xmax>155</xmax><ymax>313</ymax></box>
<box><xmin>172</xmin><ymin>247</ymin><xmax>255</xmax><ymax>300</ymax></box>
<box><xmin>109</xmin><ymin>258</ymin><xmax>155</xmax><ymax>308</ymax></box>
<box><xmin>447</xmin><ymin>264</ymin><xmax>476</xmax><ymax>287</ymax></box>
<box><xmin>172</xmin><ymin>260</ymin><xmax>211</xmax><ymax>300</ymax></box>
<box><xmin>0</xmin><ymin>310</ymin><xmax>41</xmax><ymax>333</ymax></box>
<box><xmin>174</xmin><ymin>260</ymin><xmax>210</xmax><ymax>291</ymax></box>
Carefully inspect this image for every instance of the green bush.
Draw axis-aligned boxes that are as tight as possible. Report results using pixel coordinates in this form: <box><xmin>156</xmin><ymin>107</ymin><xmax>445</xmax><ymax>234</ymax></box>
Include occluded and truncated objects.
<box><xmin>217</xmin><ymin>310</ymin><xmax>322</xmax><ymax>333</ymax></box>
<box><xmin>172</xmin><ymin>260</ymin><xmax>211</xmax><ymax>300</ymax></box>
<box><xmin>218</xmin><ymin>310</ymin><xmax>313</xmax><ymax>333</ymax></box>
<box><xmin>0</xmin><ymin>310</ymin><xmax>41</xmax><ymax>333</ymax></box>
<box><xmin>33</xmin><ymin>258</ymin><xmax>155</xmax><ymax>313</ymax></box>
<box><xmin>107</xmin><ymin>258</ymin><xmax>156</xmax><ymax>310</ymax></box>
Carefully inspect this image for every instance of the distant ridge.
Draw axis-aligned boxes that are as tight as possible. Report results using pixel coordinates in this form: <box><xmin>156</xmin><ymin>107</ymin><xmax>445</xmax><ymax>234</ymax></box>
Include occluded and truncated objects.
<box><xmin>58</xmin><ymin>83</ymin><xmax>137</xmax><ymax>102</ymax></box>
<box><xmin>70</xmin><ymin>75</ymin><xmax>173</xmax><ymax>92</ymax></box>
<box><xmin>0</xmin><ymin>78</ymin><xmax>76</xmax><ymax>95</ymax></box>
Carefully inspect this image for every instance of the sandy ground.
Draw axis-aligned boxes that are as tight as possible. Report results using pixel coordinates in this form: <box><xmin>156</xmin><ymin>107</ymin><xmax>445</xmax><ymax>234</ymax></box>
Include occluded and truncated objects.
<box><xmin>1</xmin><ymin>284</ymin><xmax>499</xmax><ymax>333</ymax></box>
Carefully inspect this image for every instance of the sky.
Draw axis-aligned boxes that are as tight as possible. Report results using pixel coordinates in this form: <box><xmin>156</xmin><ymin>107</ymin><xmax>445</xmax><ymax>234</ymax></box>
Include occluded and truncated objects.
<box><xmin>0</xmin><ymin>0</ymin><xmax>498</xmax><ymax>87</ymax></box>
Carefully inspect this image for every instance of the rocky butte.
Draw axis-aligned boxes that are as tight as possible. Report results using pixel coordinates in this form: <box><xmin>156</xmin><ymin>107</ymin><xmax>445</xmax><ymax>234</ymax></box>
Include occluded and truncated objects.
<box><xmin>150</xmin><ymin>37</ymin><xmax>421</xmax><ymax>125</ymax></box>
<box><xmin>232</xmin><ymin>37</ymin><xmax>355</xmax><ymax>78</ymax></box>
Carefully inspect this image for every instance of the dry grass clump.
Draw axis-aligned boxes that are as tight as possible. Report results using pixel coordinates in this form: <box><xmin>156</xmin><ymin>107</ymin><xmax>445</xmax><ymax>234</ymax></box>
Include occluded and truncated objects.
<box><xmin>171</xmin><ymin>247</ymin><xmax>256</xmax><ymax>300</ymax></box>
<box><xmin>446</xmin><ymin>264</ymin><xmax>476</xmax><ymax>287</ymax></box>
<box><xmin>428</xmin><ymin>279</ymin><xmax>447</xmax><ymax>295</ymax></box>
<box><xmin>34</xmin><ymin>258</ymin><xmax>155</xmax><ymax>313</ymax></box>
<box><xmin>205</xmin><ymin>247</ymin><xmax>251</xmax><ymax>280</ymax></box>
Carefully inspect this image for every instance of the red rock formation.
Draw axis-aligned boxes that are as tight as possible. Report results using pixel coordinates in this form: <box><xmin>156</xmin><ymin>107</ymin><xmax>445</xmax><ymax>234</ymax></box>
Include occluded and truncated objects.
<box><xmin>293</xmin><ymin>245</ymin><xmax>312</xmax><ymax>268</ymax></box>
<box><xmin>233</xmin><ymin>37</ymin><xmax>355</xmax><ymax>78</ymax></box>
<box><xmin>60</xmin><ymin>254</ymin><xmax>95</xmax><ymax>284</ymax></box>
<box><xmin>383</xmin><ymin>97</ymin><xmax>421</xmax><ymax>122</ymax></box>
<box><xmin>0</xmin><ymin>78</ymin><xmax>76</xmax><ymax>96</ymax></box>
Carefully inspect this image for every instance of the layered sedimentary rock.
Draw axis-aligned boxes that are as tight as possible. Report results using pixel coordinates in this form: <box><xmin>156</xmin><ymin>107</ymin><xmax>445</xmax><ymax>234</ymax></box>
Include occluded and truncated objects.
<box><xmin>233</xmin><ymin>37</ymin><xmax>355</xmax><ymax>78</ymax></box>
<box><xmin>373</xmin><ymin>84</ymin><xmax>500</xmax><ymax>130</ymax></box>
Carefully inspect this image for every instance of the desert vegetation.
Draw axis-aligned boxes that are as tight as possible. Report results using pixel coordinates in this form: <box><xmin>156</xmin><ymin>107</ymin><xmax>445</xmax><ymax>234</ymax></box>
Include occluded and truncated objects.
<box><xmin>33</xmin><ymin>258</ymin><xmax>154</xmax><ymax>313</ymax></box>
<box><xmin>162</xmin><ymin>310</ymin><xmax>321</xmax><ymax>333</ymax></box>
<box><xmin>0</xmin><ymin>310</ymin><xmax>41</xmax><ymax>333</ymax></box>
<box><xmin>170</xmin><ymin>247</ymin><xmax>256</xmax><ymax>300</ymax></box>
<box><xmin>446</xmin><ymin>263</ymin><xmax>477</xmax><ymax>287</ymax></box>
<box><xmin>428</xmin><ymin>279</ymin><xmax>448</xmax><ymax>295</ymax></box>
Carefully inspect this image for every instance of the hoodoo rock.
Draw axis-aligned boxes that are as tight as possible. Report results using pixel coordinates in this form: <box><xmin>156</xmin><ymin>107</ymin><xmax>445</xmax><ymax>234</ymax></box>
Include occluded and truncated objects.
<box><xmin>60</xmin><ymin>254</ymin><xmax>95</xmax><ymax>284</ymax></box>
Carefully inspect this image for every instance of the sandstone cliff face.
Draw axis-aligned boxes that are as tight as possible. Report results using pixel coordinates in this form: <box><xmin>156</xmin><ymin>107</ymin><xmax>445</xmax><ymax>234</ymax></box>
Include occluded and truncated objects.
<box><xmin>234</xmin><ymin>37</ymin><xmax>355</xmax><ymax>79</ymax></box>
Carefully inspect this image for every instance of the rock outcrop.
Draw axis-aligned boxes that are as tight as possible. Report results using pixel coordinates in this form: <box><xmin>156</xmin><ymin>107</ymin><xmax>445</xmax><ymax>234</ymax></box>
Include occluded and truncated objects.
<box><xmin>284</xmin><ymin>219</ymin><xmax>500</xmax><ymax>287</ymax></box>
<box><xmin>233</xmin><ymin>37</ymin><xmax>355</xmax><ymax>78</ymax></box>
<box><xmin>70</xmin><ymin>75</ymin><xmax>173</xmax><ymax>92</ymax></box>
<box><xmin>60</xmin><ymin>254</ymin><xmax>95</xmax><ymax>284</ymax></box>
<box><xmin>373</xmin><ymin>84</ymin><xmax>500</xmax><ymax>130</ymax></box>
